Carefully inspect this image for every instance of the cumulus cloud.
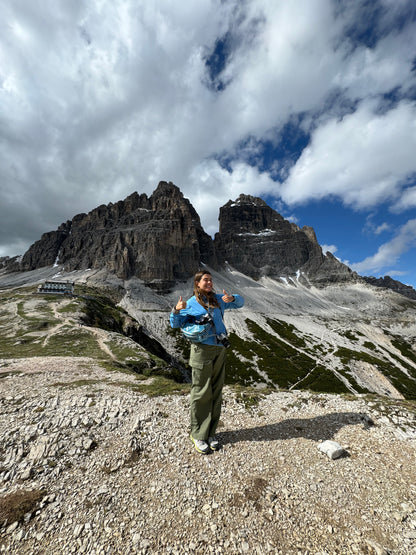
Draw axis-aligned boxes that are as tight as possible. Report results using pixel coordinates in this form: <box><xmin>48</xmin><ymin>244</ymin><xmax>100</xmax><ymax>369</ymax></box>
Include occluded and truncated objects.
<box><xmin>373</xmin><ymin>223</ymin><xmax>391</xmax><ymax>235</ymax></box>
<box><xmin>392</xmin><ymin>185</ymin><xmax>416</xmax><ymax>212</ymax></box>
<box><xmin>321</xmin><ymin>244</ymin><xmax>338</xmax><ymax>255</ymax></box>
<box><xmin>1</xmin><ymin>0</ymin><xmax>416</xmax><ymax>266</ymax></box>
<box><xmin>350</xmin><ymin>219</ymin><xmax>416</xmax><ymax>275</ymax></box>
<box><xmin>188</xmin><ymin>160</ymin><xmax>279</xmax><ymax>235</ymax></box>
<box><xmin>281</xmin><ymin>101</ymin><xmax>416</xmax><ymax>208</ymax></box>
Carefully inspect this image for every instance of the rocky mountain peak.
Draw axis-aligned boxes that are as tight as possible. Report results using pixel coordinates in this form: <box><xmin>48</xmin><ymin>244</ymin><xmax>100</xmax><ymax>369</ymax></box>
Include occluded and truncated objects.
<box><xmin>6</xmin><ymin>181</ymin><xmax>415</xmax><ymax>297</ymax></box>
<box><xmin>301</xmin><ymin>225</ymin><xmax>319</xmax><ymax>244</ymax></box>
<box><xmin>219</xmin><ymin>194</ymin><xmax>284</xmax><ymax>235</ymax></box>
<box><xmin>363</xmin><ymin>275</ymin><xmax>416</xmax><ymax>300</ymax></box>
<box><xmin>150</xmin><ymin>181</ymin><xmax>202</xmax><ymax>225</ymax></box>
<box><xmin>229</xmin><ymin>193</ymin><xmax>268</xmax><ymax>207</ymax></box>
<box><xmin>215</xmin><ymin>193</ymin><xmax>352</xmax><ymax>284</ymax></box>
<box><xmin>151</xmin><ymin>181</ymin><xmax>184</xmax><ymax>209</ymax></box>
<box><xmin>18</xmin><ymin>181</ymin><xmax>216</xmax><ymax>290</ymax></box>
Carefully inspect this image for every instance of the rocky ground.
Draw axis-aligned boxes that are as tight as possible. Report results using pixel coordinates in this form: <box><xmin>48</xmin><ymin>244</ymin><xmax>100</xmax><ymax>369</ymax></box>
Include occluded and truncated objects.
<box><xmin>1</xmin><ymin>357</ymin><xmax>416</xmax><ymax>554</ymax></box>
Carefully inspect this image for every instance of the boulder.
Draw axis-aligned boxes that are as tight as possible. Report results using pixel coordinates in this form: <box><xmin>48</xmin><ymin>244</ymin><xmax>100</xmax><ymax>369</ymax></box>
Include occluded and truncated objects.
<box><xmin>317</xmin><ymin>440</ymin><xmax>347</xmax><ymax>460</ymax></box>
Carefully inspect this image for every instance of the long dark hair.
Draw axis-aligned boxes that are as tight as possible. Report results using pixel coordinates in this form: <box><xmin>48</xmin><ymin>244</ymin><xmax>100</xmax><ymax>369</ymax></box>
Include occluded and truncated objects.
<box><xmin>193</xmin><ymin>270</ymin><xmax>220</xmax><ymax>309</ymax></box>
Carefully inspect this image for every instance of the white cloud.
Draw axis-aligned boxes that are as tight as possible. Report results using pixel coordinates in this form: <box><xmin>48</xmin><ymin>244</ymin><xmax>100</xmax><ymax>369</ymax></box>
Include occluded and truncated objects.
<box><xmin>187</xmin><ymin>160</ymin><xmax>279</xmax><ymax>236</ymax></box>
<box><xmin>364</xmin><ymin>216</ymin><xmax>392</xmax><ymax>236</ymax></box>
<box><xmin>350</xmin><ymin>219</ymin><xmax>416</xmax><ymax>274</ymax></box>
<box><xmin>215</xmin><ymin>0</ymin><xmax>345</xmax><ymax>136</ymax></box>
<box><xmin>321</xmin><ymin>244</ymin><xmax>338</xmax><ymax>255</ymax></box>
<box><xmin>374</xmin><ymin>222</ymin><xmax>391</xmax><ymax>235</ymax></box>
<box><xmin>0</xmin><ymin>0</ymin><xmax>238</xmax><ymax>249</ymax></box>
<box><xmin>392</xmin><ymin>185</ymin><xmax>416</xmax><ymax>212</ymax></box>
<box><xmin>386</xmin><ymin>270</ymin><xmax>406</xmax><ymax>277</ymax></box>
<box><xmin>282</xmin><ymin>213</ymin><xmax>300</xmax><ymax>225</ymax></box>
<box><xmin>335</xmin><ymin>23</ymin><xmax>416</xmax><ymax>99</ymax></box>
<box><xmin>281</xmin><ymin>101</ymin><xmax>416</xmax><ymax>208</ymax></box>
<box><xmin>1</xmin><ymin>0</ymin><xmax>416</xmax><ymax>261</ymax></box>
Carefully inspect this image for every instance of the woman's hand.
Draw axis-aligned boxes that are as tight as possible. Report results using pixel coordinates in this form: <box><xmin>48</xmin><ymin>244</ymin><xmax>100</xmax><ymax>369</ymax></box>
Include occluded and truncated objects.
<box><xmin>175</xmin><ymin>296</ymin><xmax>187</xmax><ymax>311</ymax></box>
<box><xmin>222</xmin><ymin>290</ymin><xmax>235</xmax><ymax>303</ymax></box>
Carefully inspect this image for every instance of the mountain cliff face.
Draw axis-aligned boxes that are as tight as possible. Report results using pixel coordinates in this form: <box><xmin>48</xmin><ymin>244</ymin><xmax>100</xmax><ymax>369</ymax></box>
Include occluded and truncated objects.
<box><xmin>19</xmin><ymin>182</ymin><xmax>216</xmax><ymax>290</ymax></box>
<box><xmin>214</xmin><ymin>194</ymin><xmax>354</xmax><ymax>284</ymax></box>
<box><xmin>363</xmin><ymin>275</ymin><xmax>416</xmax><ymax>301</ymax></box>
<box><xmin>13</xmin><ymin>182</ymin><xmax>353</xmax><ymax>290</ymax></box>
<box><xmin>5</xmin><ymin>181</ymin><xmax>413</xmax><ymax>298</ymax></box>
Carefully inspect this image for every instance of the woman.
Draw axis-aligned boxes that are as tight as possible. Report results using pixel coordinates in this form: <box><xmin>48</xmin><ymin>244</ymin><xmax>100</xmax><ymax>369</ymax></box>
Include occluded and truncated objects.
<box><xmin>170</xmin><ymin>270</ymin><xmax>244</xmax><ymax>454</ymax></box>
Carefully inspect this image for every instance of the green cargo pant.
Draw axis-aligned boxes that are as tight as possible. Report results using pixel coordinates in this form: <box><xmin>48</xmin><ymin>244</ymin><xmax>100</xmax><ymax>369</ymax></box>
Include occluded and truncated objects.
<box><xmin>189</xmin><ymin>343</ymin><xmax>226</xmax><ymax>440</ymax></box>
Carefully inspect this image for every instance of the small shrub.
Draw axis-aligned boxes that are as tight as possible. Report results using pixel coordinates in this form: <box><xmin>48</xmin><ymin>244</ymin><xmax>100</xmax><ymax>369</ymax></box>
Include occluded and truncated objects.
<box><xmin>231</xmin><ymin>385</ymin><xmax>273</xmax><ymax>409</ymax></box>
<box><xmin>363</xmin><ymin>341</ymin><xmax>377</xmax><ymax>351</ymax></box>
<box><xmin>341</xmin><ymin>330</ymin><xmax>359</xmax><ymax>341</ymax></box>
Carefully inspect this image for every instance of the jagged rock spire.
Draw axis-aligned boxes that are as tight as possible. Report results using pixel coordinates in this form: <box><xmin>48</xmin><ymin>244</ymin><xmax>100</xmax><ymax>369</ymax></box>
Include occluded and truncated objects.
<box><xmin>19</xmin><ymin>182</ymin><xmax>217</xmax><ymax>290</ymax></box>
<box><xmin>16</xmin><ymin>182</ymin><xmax>355</xmax><ymax>290</ymax></box>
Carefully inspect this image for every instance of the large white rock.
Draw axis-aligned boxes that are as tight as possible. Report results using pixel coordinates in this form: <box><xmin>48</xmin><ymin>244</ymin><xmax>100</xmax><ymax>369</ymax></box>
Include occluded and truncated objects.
<box><xmin>317</xmin><ymin>440</ymin><xmax>346</xmax><ymax>460</ymax></box>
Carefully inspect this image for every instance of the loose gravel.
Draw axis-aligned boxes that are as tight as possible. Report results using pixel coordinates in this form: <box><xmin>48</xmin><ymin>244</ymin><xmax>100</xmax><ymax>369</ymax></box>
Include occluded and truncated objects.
<box><xmin>1</xmin><ymin>357</ymin><xmax>416</xmax><ymax>554</ymax></box>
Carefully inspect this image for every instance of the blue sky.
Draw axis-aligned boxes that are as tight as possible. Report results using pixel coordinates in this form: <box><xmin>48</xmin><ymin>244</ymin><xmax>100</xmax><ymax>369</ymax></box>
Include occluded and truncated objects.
<box><xmin>1</xmin><ymin>1</ymin><xmax>416</xmax><ymax>286</ymax></box>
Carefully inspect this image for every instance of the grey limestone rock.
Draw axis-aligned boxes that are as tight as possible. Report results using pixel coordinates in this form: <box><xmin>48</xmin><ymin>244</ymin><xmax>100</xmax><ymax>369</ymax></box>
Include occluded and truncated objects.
<box><xmin>5</xmin><ymin>182</ymin><xmax>416</xmax><ymax>298</ymax></box>
<box><xmin>19</xmin><ymin>182</ymin><xmax>217</xmax><ymax>291</ymax></box>
<box><xmin>214</xmin><ymin>194</ymin><xmax>355</xmax><ymax>285</ymax></box>
<box><xmin>363</xmin><ymin>275</ymin><xmax>416</xmax><ymax>300</ymax></box>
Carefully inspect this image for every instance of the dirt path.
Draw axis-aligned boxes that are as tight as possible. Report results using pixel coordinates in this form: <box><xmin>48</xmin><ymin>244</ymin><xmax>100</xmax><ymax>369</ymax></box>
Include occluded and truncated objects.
<box><xmin>89</xmin><ymin>327</ymin><xmax>117</xmax><ymax>359</ymax></box>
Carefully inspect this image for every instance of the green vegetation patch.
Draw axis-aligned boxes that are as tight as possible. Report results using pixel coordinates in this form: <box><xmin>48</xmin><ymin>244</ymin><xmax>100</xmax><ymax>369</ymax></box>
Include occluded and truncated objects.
<box><xmin>225</xmin><ymin>332</ymin><xmax>265</xmax><ymax>387</ymax></box>
<box><xmin>266</xmin><ymin>318</ymin><xmax>306</xmax><ymax>348</ymax></box>
<box><xmin>380</xmin><ymin>346</ymin><xmax>416</xmax><ymax>377</ymax></box>
<box><xmin>231</xmin><ymin>384</ymin><xmax>273</xmax><ymax>410</ymax></box>
<box><xmin>104</xmin><ymin>338</ymin><xmax>146</xmax><ymax>361</ymax></box>
<box><xmin>80</xmin><ymin>295</ymin><xmax>127</xmax><ymax>333</ymax></box>
<box><xmin>339</xmin><ymin>330</ymin><xmax>364</xmax><ymax>341</ymax></box>
<box><xmin>75</xmin><ymin>284</ymin><xmax>124</xmax><ymax>305</ymax></box>
<box><xmin>363</xmin><ymin>341</ymin><xmax>377</xmax><ymax>351</ymax></box>
<box><xmin>16</xmin><ymin>301</ymin><xmax>26</xmax><ymax>319</ymax></box>
<box><xmin>0</xmin><ymin>325</ymin><xmax>103</xmax><ymax>358</ymax></box>
<box><xmin>57</xmin><ymin>302</ymin><xmax>81</xmax><ymax>314</ymax></box>
<box><xmin>335</xmin><ymin>367</ymin><xmax>369</xmax><ymax>394</ymax></box>
<box><xmin>335</xmin><ymin>347</ymin><xmax>416</xmax><ymax>400</ymax></box>
<box><xmin>124</xmin><ymin>359</ymin><xmax>185</xmax><ymax>383</ymax></box>
<box><xmin>98</xmin><ymin>357</ymin><xmax>187</xmax><ymax>390</ymax></box>
<box><xmin>112</xmin><ymin>376</ymin><xmax>190</xmax><ymax>397</ymax></box>
<box><xmin>225</xmin><ymin>319</ymin><xmax>350</xmax><ymax>394</ymax></box>
<box><xmin>166</xmin><ymin>325</ymin><xmax>191</xmax><ymax>361</ymax></box>
<box><xmin>390</xmin><ymin>336</ymin><xmax>416</xmax><ymax>367</ymax></box>
<box><xmin>17</xmin><ymin>304</ymin><xmax>55</xmax><ymax>322</ymax></box>
<box><xmin>246</xmin><ymin>319</ymin><xmax>321</xmax><ymax>388</ymax></box>
<box><xmin>0</xmin><ymin>286</ymin><xmax>37</xmax><ymax>299</ymax></box>
<box><xmin>294</xmin><ymin>366</ymin><xmax>350</xmax><ymax>394</ymax></box>
<box><xmin>44</xmin><ymin>329</ymin><xmax>105</xmax><ymax>358</ymax></box>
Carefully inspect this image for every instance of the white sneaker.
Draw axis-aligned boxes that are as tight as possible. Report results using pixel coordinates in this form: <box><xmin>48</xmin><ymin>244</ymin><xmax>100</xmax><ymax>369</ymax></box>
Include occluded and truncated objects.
<box><xmin>208</xmin><ymin>436</ymin><xmax>220</xmax><ymax>451</ymax></box>
<box><xmin>190</xmin><ymin>435</ymin><xmax>210</xmax><ymax>454</ymax></box>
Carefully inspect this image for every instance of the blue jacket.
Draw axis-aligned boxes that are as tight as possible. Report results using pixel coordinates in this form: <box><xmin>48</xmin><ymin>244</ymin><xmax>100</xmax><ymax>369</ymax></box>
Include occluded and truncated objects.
<box><xmin>170</xmin><ymin>293</ymin><xmax>244</xmax><ymax>346</ymax></box>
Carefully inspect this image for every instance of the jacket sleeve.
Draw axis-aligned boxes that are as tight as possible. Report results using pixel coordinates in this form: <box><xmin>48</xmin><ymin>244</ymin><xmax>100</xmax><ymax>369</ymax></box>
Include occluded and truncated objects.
<box><xmin>223</xmin><ymin>294</ymin><xmax>244</xmax><ymax>310</ymax></box>
<box><xmin>169</xmin><ymin>310</ymin><xmax>189</xmax><ymax>329</ymax></box>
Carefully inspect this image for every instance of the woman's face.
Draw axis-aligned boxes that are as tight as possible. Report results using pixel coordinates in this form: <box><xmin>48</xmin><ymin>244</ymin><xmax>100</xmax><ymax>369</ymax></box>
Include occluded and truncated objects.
<box><xmin>197</xmin><ymin>273</ymin><xmax>213</xmax><ymax>294</ymax></box>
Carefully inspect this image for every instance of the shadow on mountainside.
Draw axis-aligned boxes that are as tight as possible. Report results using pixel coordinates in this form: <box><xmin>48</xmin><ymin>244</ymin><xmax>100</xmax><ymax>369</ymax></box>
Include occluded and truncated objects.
<box><xmin>219</xmin><ymin>412</ymin><xmax>373</xmax><ymax>444</ymax></box>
